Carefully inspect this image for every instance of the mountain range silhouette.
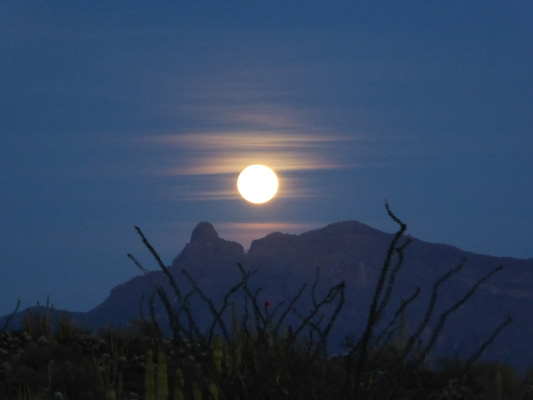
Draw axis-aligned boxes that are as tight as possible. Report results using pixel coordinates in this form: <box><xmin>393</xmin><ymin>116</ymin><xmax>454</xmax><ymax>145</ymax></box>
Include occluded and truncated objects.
<box><xmin>2</xmin><ymin>220</ymin><xmax>532</xmax><ymax>370</ymax></box>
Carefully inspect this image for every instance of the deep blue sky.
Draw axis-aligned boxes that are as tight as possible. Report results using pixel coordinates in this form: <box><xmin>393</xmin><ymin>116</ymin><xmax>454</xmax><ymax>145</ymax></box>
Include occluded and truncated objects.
<box><xmin>1</xmin><ymin>1</ymin><xmax>532</xmax><ymax>315</ymax></box>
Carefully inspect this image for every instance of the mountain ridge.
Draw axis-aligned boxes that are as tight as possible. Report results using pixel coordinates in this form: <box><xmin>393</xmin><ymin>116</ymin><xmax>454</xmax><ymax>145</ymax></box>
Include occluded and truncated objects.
<box><xmin>2</xmin><ymin>219</ymin><xmax>532</xmax><ymax>370</ymax></box>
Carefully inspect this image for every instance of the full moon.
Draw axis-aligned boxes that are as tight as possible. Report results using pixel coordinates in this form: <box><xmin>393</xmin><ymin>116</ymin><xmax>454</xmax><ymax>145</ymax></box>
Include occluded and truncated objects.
<box><xmin>237</xmin><ymin>165</ymin><xmax>279</xmax><ymax>204</ymax></box>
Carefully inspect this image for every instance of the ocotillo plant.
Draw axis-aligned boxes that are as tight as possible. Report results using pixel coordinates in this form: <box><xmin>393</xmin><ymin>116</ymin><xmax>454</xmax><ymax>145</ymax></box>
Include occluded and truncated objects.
<box><xmin>129</xmin><ymin>203</ymin><xmax>512</xmax><ymax>400</ymax></box>
<box><xmin>130</xmin><ymin>229</ymin><xmax>345</xmax><ymax>399</ymax></box>
<box><xmin>340</xmin><ymin>203</ymin><xmax>512</xmax><ymax>400</ymax></box>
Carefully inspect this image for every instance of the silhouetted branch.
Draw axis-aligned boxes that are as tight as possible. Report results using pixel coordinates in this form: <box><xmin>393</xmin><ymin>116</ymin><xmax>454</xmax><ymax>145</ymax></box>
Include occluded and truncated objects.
<box><xmin>401</xmin><ymin>258</ymin><xmax>466</xmax><ymax>361</ymax></box>
<box><xmin>415</xmin><ymin>264</ymin><xmax>505</xmax><ymax>367</ymax></box>
<box><xmin>1</xmin><ymin>299</ymin><xmax>20</xmax><ymax>331</ymax></box>
<box><xmin>350</xmin><ymin>202</ymin><xmax>407</xmax><ymax>398</ymax></box>
<box><xmin>462</xmin><ymin>315</ymin><xmax>513</xmax><ymax>376</ymax></box>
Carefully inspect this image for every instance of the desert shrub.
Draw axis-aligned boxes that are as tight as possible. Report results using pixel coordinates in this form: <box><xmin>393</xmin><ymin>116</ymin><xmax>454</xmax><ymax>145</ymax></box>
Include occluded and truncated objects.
<box><xmin>54</xmin><ymin>313</ymin><xmax>77</xmax><ymax>344</ymax></box>
<box><xmin>21</xmin><ymin>304</ymin><xmax>53</xmax><ymax>340</ymax></box>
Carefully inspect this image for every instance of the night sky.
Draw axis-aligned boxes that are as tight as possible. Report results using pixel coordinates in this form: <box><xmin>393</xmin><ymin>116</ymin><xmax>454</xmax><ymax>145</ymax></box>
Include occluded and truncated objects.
<box><xmin>1</xmin><ymin>2</ymin><xmax>532</xmax><ymax>316</ymax></box>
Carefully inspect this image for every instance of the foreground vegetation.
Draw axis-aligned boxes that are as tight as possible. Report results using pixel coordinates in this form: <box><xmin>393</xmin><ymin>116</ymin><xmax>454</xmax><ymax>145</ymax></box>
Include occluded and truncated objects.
<box><xmin>1</xmin><ymin>320</ymin><xmax>532</xmax><ymax>400</ymax></box>
<box><xmin>1</xmin><ymin>205</ymin><xmax>531</xmax><ymax>399</ymax></box>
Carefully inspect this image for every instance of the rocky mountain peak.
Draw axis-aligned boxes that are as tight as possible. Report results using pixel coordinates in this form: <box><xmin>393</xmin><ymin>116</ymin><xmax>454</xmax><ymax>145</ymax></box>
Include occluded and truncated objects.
<box><xmin>171</xmin><ymin>222</ymin><xmax>244</xmax><ymax>268</ymax></box>
<box><xmin>190</xmin><ymin>221</ymin><xmax>219</xmax><ymax>244</ymax></box>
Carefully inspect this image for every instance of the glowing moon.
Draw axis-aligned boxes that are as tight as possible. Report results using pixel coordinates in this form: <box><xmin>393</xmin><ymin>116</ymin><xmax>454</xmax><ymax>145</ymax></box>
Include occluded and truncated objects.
<box><xmin>237</xmin><ymin>165</ymin><xmax>279</xmax><ymax>204</ymax></box>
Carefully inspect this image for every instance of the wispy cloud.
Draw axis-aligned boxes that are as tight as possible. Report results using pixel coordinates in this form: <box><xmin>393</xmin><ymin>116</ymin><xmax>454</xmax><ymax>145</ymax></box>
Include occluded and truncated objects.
<box><xmin>141</xmin><ymin>131</ymin><xmax>354</xmax><ymax>174</ymax></box>
<box><xmin>132</xmin><ymin>57</ymin><xmax>381</xmax><ymax>201</ymax></box>
<box><xmin>216</xmin><ymin>221</ymin><xmax>323</xmax><ymax>250</ymax></box>
<box><xmin>137</xmin><ymin>123</ymin><xmax>364</xmax><ymax>201</ymax></box>
<box><xmin>147</xmin><ymin>220</ymin><xmax>326</xmax><ymax>256</ymax></box>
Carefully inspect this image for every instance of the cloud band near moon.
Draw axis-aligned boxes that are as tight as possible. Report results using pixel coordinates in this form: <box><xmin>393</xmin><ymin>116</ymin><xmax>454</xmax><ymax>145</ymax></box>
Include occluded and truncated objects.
<box><xmin>137</xmin><ymin>130</ymin><xmax>361</xmax><ymax>201</ymax></box>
